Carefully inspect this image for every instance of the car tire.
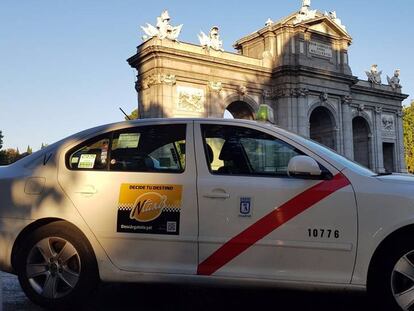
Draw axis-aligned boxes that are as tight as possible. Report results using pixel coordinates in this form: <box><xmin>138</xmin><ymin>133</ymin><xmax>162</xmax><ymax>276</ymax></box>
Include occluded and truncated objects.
<box><xmin>369</xmin><ymin>239</ymin><xmax>414</xmax><ymax>311</ymax></box>
<box><xmin>16</xmin><ymin>221</ymin><xmax>98</xmax><ymax>309</ymax></box>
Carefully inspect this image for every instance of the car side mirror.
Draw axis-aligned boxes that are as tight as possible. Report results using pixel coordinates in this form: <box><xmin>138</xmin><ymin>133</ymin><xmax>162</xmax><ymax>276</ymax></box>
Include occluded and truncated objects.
<box><xmin>287</xmin><ymin>155</ymin><xmax>323</xmax><ymax>179</ymax></box>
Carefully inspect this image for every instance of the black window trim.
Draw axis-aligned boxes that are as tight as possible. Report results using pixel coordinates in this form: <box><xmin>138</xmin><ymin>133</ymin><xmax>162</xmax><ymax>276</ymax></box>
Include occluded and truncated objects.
<box><xmin>65</xmin><ymin>124</ymin><xmax>187</xmax><ymax>174</ymax></box>
<box><xmin>65</xmin><ymin>133</ymin><xmax>112</xmax><ymax>171</ymax></box>
<box><xmin>200</xmin><ymin>124</ymin><xmax>329</xmax><ymax>180</ymax></box>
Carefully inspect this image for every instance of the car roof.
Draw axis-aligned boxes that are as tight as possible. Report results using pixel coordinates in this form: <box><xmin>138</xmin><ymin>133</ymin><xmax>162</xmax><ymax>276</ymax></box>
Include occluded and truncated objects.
<box><xmin>81</xmin><ymin>118</ymin><xmax>281</xmax><ymax>136</ymax></box>
<box><xmin>15</xmin><ymin>117</ymin><xmax>350</xmax><ymax>174</ymax></box>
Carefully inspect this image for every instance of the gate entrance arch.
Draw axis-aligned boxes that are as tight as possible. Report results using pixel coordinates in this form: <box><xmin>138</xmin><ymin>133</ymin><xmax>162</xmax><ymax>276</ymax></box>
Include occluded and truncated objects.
<box><xmin>225</xmin><ymin>101</ymin><xmax>255</xmax><ymax>120</ymax></box>
<box><xmin>309</xmin><ymin>106</ymin><xmax>337</xmax><ymax>150</ymax></box>
<box><xmin>352</xmin><ymin>116</ymin><xmax>372</xmax><ymax>168</ymax></box>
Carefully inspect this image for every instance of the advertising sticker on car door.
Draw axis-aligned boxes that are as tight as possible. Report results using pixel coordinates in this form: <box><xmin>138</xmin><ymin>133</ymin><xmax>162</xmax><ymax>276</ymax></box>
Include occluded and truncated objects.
<box><xmin>117</xmin><ymin>183</ymin><xmax>182</xmax><ymax>235</ymax></box>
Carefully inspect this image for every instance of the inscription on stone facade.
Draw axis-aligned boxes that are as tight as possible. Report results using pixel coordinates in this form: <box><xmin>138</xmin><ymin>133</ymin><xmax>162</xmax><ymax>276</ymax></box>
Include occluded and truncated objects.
<box><xmin>177</xmin><ymin>86</ymin><xmax>205</xmax><ymax>112</ymax></box>
<box><xmin>309</xmin><ymin>41</ymin><xmax>332</xmax><ymax>58</ymax></box>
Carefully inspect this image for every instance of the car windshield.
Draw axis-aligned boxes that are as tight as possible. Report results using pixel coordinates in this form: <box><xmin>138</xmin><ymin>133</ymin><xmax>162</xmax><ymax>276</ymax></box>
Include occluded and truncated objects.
<box><xmin>267</xmin><ymin>124</ymin><xmax>376</xmax><ymax>177</ymax></box>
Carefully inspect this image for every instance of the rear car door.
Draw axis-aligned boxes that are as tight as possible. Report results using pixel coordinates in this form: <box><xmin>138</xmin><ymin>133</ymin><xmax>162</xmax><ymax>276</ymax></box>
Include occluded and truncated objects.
<box><xmin>195</xmin><ymin>121</ymin><xmax>357</xmax><ymax>283</ymax></box>
<box><xmin>58</xmin><ymin>121</ymin><xmax>198</xmax><ymax>274</ymax></box>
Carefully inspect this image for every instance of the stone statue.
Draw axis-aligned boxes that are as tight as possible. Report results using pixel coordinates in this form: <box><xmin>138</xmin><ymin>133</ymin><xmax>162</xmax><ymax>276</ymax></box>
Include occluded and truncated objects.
<box><xmin>265</xmin><ymin>18</ymin><xmax>273</xmax><ymax>26</ymax></box>
<box><xmin>387</xmin><ymin>69</ymin><xmax>402</xmax><ymax>90</ymax></box>
<box><xmin>365</xmin><ymin>64</ymin><xmax>382</xmax><ymax>85</ymax></box>
<box><xmin>198</xmin><ymin>26</ymin><xmax>224</xmax><ymax>52</ymax></box>
<box><xmin>141</xmin><ymin>10</ymin><xmax>183</xmax><ymax>41</ymax></box>
<box><xmin>324</xmin><ymin>11</ymin><xmax>346</xmax><ymax>31</ymax></box>
<box><xmin>302</xmin><ymin>0</ymin><xmax>311</xmax><ymax>8</ymax></box>
<box><xmin>294</xmin><ymin>0</ymin><xmax>317</xmax><ymax>24</ymax></box>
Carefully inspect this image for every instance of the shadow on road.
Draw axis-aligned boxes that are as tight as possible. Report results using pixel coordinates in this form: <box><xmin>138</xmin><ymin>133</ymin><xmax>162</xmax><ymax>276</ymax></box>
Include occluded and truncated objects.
<box><xmin>83</xmin><ymin>282</ymin><xmax>370</xmax><ymax>311</ymax></box>
<box><xmin>2</xmin><ymin>271</ymin><xmax>370</xmax><ymax>311</ymax></box>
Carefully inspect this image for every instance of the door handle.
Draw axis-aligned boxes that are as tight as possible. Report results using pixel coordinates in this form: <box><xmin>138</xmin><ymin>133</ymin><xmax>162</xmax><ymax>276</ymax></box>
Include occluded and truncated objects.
<box><xmin>203</xmin><ymin>192</ymin><xmax>230</xmax><ymax>199</ymax></box>
<box><xmin>75</xmin><ymin>185</ymin><xmax>97</xmax><ymax>195</ymax></box>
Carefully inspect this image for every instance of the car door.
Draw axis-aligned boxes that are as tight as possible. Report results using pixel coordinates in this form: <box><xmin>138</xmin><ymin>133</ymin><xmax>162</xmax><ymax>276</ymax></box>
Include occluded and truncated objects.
<box><xmin>195</xmin><ymin>120</ymin><xmax>357</xmax><ymax>283</ymax></box>
<box><xmin>58</xmin><ymin>121</ymin><xmax>198</xmax><ymax>274</ymax></box>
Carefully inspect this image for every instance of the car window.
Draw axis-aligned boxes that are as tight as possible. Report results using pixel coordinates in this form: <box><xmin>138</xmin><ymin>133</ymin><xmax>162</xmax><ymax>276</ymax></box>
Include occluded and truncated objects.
<box><xmin>67</xmin><ymin>124</ymin><xmax>186</xmax><ymax>173</ymax></box>
<box><xmin>201</xmin><ymin>124</ymin><xmax>303</xmax><ymax>177</ymax></box>
<box><xmin>110</xmin><ymin>124</ymin><xmax>186</xmax><ymax>173</ymax></box>
<box><xmin>68</xmin><ymin>136</ymin><xmax>110</xmax><ymax>170</ymax></box>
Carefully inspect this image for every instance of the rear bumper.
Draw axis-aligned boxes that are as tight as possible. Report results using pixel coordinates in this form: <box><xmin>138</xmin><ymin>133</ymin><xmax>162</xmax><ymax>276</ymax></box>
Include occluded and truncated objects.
<box><xmin>0</xmin><ymin>218</ymin><xmax>32</xmax><ymax>273</ymax></box>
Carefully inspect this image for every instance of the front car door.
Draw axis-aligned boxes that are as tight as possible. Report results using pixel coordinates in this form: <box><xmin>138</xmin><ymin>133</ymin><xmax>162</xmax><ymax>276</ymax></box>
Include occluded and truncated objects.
<box><xmin>195</xmin><ymin>120</ymin><xmax>357</xmax><ymax>283</ymax></box>
<box><xmin>58</xmin><ymin>121</ymin><xmax>198</xmax><ymax>274</ymax></box>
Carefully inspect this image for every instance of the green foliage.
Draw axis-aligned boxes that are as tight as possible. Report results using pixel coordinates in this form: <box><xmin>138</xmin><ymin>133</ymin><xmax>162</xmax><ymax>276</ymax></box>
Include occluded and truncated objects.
<box><xmin>126</xmin><ymin>108</ymin><xmax>138</xmax><ymax>120</ymax></box>
<box><xmin>0</xmin><ymin>148</ymin><xmax>21</xmax><ymax>165</ymax></box>
<box><xmin>26</xmin><ymin>145</ymin><xmax>33</xmax><ymax>154</ymax></box>
<box><xmin>0</xmin><ymin>130</ymin><xmax>3</xmax><ymax>150</ymax></box>
<box><xmin>403</xmin><ymin>101</ymin><xmax>414</xmax><ymax>173</ymax></box>
<box><xmin>40</xmin><ymin>143</ymin><xmax>48</xmax><ymax>150</ymax></box>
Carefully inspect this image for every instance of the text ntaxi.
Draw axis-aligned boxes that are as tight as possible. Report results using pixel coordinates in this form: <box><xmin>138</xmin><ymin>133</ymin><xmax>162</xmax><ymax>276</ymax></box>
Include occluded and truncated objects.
<box><xmin>0</xmin><ymin>118</ymin><xmax>413</xmax><ymax>310</ymax></box>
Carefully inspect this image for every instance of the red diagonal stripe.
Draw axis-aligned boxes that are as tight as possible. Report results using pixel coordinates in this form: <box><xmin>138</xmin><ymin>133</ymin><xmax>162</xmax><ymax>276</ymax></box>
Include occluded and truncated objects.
<box><xmin>197</xmin><ymin>173</ymin><xmax>350</xmax><ymax>276</ymax></box>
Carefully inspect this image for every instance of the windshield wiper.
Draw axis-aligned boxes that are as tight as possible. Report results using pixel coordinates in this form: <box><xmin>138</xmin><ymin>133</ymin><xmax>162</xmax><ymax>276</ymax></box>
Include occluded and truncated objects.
<box><xmin>375</xmin><ymin>172</ymin><xmax>393</xmax><ymax>176</ymax></box>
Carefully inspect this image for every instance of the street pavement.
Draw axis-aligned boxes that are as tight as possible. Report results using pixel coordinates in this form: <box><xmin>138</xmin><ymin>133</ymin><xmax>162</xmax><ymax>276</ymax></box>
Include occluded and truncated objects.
<box><xmin>1</xmin><ymin>272</ymin><xmax>371</xmax><ymax>310</ymax></box>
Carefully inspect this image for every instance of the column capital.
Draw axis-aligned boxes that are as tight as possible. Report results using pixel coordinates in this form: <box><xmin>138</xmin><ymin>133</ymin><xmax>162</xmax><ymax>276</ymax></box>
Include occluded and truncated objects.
<box><xmin>208</xmin><ymin>81</ymin><xmax>223</xmax><ymax>93</ymax></box>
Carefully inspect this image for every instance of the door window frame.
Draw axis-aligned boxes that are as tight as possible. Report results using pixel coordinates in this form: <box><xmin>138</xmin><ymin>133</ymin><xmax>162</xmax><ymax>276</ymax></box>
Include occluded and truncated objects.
<box><xmin>65</xmin><ymin>124</ymin><xmax>187</xmax><ymax>174</ymax></box>
<box><xmin>199</xmin><ymin>123</ymin><xmax>331</xmax><ymax>180</ymax></box>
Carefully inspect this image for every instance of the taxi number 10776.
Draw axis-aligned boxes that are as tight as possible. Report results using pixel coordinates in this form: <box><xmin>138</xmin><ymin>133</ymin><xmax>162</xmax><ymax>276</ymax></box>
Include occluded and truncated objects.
<box><xmin>307</xmin><ymin>228</ymin><xmax>340</xmax><ymax>239</ymax></box>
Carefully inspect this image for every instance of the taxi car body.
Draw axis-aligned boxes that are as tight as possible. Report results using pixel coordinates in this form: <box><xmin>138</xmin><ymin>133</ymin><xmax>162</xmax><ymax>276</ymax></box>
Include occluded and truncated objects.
<box><xmin>0</xmin><ymin>118</ymin><xmax>414</xmax><ymax>310</ymax></box>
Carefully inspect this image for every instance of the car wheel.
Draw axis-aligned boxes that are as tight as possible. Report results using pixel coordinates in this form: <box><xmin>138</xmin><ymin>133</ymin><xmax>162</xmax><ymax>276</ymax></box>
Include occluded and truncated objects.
<box><xmin>16</xmin><ymin>221</ymin><xmax>98</xmax><ymax>309</ymax></box>
<box><xmin>369</xmin><ymin>240</ymin><xmax>414</xmax><ymax>311</ymax></box>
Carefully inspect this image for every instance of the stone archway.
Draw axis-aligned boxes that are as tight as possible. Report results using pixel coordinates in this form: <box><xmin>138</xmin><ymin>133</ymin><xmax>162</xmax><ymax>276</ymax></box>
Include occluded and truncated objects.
<box><xmin>225</xmin><ymin>101</ymin><xmax>255</xmax><ymax>120</ymax></box>
<box><xmin>352</xmin><ymin>116</ymin><xmax>371</xmax><ymax>168</ymax></box>
<box><xmin>309</xmin><ymin>106</ymin><xmax>337</xmax><ymax>150</ymax></box>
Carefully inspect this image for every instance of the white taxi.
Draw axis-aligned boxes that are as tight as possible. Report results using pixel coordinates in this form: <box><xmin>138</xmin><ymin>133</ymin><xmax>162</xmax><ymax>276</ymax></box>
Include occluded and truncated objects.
<box><xmin>0</xmin><ymin>118</ymin><xmax>414</xmax><ymax>310</ymax></box>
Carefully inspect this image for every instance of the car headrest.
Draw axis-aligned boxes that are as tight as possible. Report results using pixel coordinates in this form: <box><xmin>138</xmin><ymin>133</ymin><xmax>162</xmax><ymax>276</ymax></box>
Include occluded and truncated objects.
<box><xmin>219</xmin><ymin>140</ymin><xmax>242</xmax><ymax>161</ymax></box>
<box><xmin>205</xmin><ymin>144</ymin><xmax>214</xmax><ymax>164</ymax></box>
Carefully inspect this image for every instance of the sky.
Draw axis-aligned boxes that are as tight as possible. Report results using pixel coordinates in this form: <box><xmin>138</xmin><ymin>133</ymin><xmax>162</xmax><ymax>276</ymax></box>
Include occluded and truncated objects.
<box><xmin>0</xmin><ymin>0</ymin><xmax>413</xmax><ymax>151</ymax></box>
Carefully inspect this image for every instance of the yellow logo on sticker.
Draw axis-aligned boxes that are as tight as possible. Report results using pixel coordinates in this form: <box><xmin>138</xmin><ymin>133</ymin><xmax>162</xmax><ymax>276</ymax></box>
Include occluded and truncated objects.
<box><xmin>130</xmin><ymin>192</ymin><xmax>167</xmax><ymax>222</ymax></box>
<box><xmin>118</xmin><ymin>184</ymin><xmax>182</xmax><ymax>223</ymax></box>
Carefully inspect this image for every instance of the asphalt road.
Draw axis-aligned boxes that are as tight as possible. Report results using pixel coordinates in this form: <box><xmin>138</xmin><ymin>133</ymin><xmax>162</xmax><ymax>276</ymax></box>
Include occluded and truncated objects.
<box><xmin>1</xmin><ymin>272</ymin><xmax>371</xmax><ymax>311</ymax></box>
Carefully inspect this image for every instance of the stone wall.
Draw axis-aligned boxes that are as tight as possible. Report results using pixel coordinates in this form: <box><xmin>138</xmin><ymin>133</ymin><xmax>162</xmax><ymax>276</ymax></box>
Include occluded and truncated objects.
<box><xmin>128</xmin><ymin>9</ymin><xmax>408</xmax><ymax>173</ymax></box>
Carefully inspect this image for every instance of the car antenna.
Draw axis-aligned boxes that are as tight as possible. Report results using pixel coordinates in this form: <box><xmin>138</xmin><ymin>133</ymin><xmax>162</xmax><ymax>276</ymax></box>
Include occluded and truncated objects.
<box><xmin>119</xmin><ymin>107</ymin><xmax>131</xmax><ymax>120</ymax></box>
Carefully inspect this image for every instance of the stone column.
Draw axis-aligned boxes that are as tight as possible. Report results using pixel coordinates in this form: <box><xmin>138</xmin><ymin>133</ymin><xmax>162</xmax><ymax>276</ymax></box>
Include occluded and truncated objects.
<box><xmin>291</xmin><ymin>98</ymin><xmax>298</xmax><ymax>133</ymax></box>
<box><xmin>375</xmin><ymin>106</ymin><xmax>385</xmax><ymax>173</ymax></box>
<box><xmin>274</xmin><ymin>89</ymin><xmax>290</xmax><ymax>130</ymax></box>
<box><xmin>396</xmin><ymin>110</ymin><xmax>408</xmax><ymax>173</ymax></box>
<box><xmin>341</xmin><ymin>96</ymin><xmax>353</xmax><ymax>159</ymax></box>
<box><xmin>208</xmin><ymin>82</ymin><xmax>224</xmax><ymax>118</ymax></box>
<box><xmin>138</xmin><ymin>73</ymin><xmax>176</xmax><ymax>118</ymax></box>
<box><xmin>368</xmin><ymin>133</ymin><xmax>376</xmax><ymax>170</ymax></box>
<box><xmin>297</xmin><ymin>88</ymin><xmax>309</xmax><ymax>137</ymax></box>
<box><xmin>288</xmin><ymin>89</ymin><xmax>298</xmax><ymax>133</ymax></box>
<box><xmin>262</xmin><ymin>89</ymin><xmax>277</xmax><ymax>124</ymax></box>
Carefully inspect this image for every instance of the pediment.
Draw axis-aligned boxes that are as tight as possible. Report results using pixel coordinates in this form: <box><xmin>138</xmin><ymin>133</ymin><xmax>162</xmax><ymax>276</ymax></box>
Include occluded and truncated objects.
<box><xmin>301</xmin><ymin>17</ymin><xmax>351</xmax><ymax>39</ymax></box>
<box><xmin>235</xmin><ymin>13</ymin><xmax>351</xmax><ymax>50</ymax></box>
<box><xmin>280</xmin><ymin>13</ymin><xmax>351</xmax><ymax>40</ymax></box>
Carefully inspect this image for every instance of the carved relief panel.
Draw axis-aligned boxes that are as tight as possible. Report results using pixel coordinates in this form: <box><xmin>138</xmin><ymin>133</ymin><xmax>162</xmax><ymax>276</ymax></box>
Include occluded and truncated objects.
<box><xmin>176</xmin><ymin>86</ymin><xmax>205</xmax><ymax>113</ymax></box>
<box><xmin>381</xmin><ymin>113</ymin><xmax>396</xmax><ymax>139</ymax></box>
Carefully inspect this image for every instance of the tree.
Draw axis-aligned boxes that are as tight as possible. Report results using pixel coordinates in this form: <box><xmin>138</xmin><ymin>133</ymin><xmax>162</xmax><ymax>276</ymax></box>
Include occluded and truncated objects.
<box><xmin>403</xmin><ymin>101</ymin><xmax>414</xmax><ymax>173</ymax></box>
<box><xmin>0</xmin><ymin>148</ymin><xmax>21</xmax><ymax>165</ymax></box>
<box><xmin>26</xmin><ymin>145</ymin><xmax>33</xmax><ymax>154</ymax></box>
<box><xmin>0</xmin><ymin>130</ymin><xmax>3</xmax><ymax>150</ymax></box>
<box><xmin>125</xmin><ymin>108</ymin><xmax>138</xmax><ymax>120</ymax></box>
